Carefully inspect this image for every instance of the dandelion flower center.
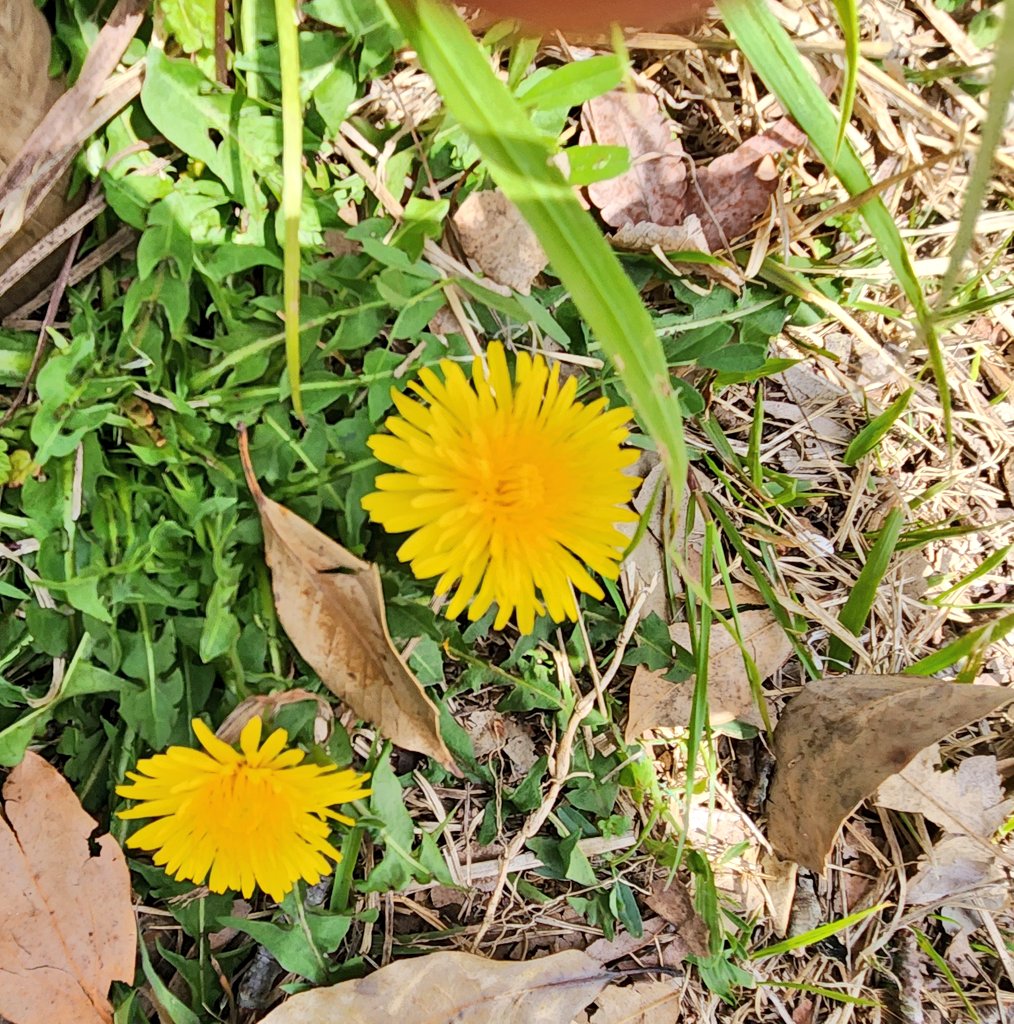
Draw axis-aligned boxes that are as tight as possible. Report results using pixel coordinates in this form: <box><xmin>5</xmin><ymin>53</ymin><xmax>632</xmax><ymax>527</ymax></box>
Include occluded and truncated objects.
<box><xmin>117</xmin><ymin>717</ymin><xmax>371</xmax><ymax>902</ymax></box>
<box><xmin>362</xmin><ymin>342</ymin><xmax>640</xmax><ymax>634</ymax></box>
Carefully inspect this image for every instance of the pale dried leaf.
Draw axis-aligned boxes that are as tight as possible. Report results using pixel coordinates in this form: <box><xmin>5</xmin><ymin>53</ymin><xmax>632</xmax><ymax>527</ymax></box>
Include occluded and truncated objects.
<box><xmin>239</xmin><ymin>433</ymin><xmax>454</xmax><ymax>770</ymax></box>
<box><xmin>625</xmin><ymin>610</ymin><xmax>791</xmax><ymax>741</ymax></box>
<box><xmin>452</xmin><ymin>189</ymin><xmax>547</xmax><ymax>294</ymax></box>
<box><xmin>906</xmin><ymin>834</ymin><xmax>1008</xmax><ymax>909</ymax></box>
<box><xmin>582</xmin><ymin>979</ymin><xmax>682</xmax><ymax>1024</ymax></box>
<box><xmin>258</xmin><ymin>949</ymin><xmax>609</xmax><ymax>1024</ymax></box>
<box><xmin>611</xmin><ymin>218</ymin><xmax>709</xmax><ymax>254</ymax></box>
<box><xmin>643</xmin><ymin>876</ymin><xmax>710</xmax><ymax>959</ymax></box>
<box><xmin>876</xmin><ymin>744</ymin><xmax>1014</xmax><ymax>837</ymax></box>
<box><xmin>0</xmin><ymin>752</ymin><xmax>136</xmax><ymax>1024</ymax></box>
<box><xmin>619</xmin><ymin>460</ymin><xmax>668</xmax><ymax>622</ymax></box>
<box><xmin>580</xmin><ymin>91</ymin><xmax>687</xmax><ymax>228</ymax></box>
<box><xmin>767</xmin><ymin>676</ymin><xmax>1014</xmax><ymax>871</ymax></box>
<box><xmin>583</xmin><ymin>916</ymin><xmax>668</xmax><ymax>964</ymax></box>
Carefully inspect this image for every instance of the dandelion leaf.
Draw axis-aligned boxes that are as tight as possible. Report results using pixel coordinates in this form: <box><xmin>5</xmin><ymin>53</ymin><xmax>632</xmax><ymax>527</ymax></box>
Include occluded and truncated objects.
<box><xmin>0</xmin><ymin>752</ymin><xmax>136</xmax><ymax>1024</ymax></box>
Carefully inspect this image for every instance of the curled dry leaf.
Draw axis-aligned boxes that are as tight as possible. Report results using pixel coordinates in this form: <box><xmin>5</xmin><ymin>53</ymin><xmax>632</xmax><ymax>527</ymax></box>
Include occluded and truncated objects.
<box><xmin>580</xmin><ymin>90</ymin><xmax>804</xmax><ymax>251</ymax></box>
<box><xmin>682</xmin><ymin>119</ymin><xmax>806</xmax><ymax>248</ymax></box>
<box><xmin>452</xmin><ymin>189</ymin><xmax>547</xmax><ymax>294</ymax></box>
<box><xmin>643</xmin><ymin>875</ymin><xmax>711</xmax><ymax>960</ymax></box>
<box><xmin>766</xmin><ymin>675</ymin><xmax>1014</xmax><ymax>871</ymax></box>
<box><xmin>258</xmin><ymin>948</ymin><xmax>609</xmax><ymax>1024</ymax></box>
<box><xmin>0</xmin><ymin>752</ymin><xmax>136</xmax><ymax>1024</ymax></box>
<box><xmin>625</xmin><ymin>609</ymin><xmax>791</xmax><ymax>742</ymax></box>
<box><xmin>238</xmin><ymin>428</ymin><xmax>455</xmax><ymax>772</ymax></box>
<box><xmin>217</xmin><ymin>690</ymin><xmax>334</xmax><ymax>745</ymax></box>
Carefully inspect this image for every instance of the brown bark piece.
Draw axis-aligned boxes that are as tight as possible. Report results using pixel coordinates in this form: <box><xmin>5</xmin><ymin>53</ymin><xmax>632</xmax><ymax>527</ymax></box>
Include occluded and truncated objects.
<box><xmin>453</xmin><ymin>189</ymin><xmax>547</xmax><ymax>295</ymax></box>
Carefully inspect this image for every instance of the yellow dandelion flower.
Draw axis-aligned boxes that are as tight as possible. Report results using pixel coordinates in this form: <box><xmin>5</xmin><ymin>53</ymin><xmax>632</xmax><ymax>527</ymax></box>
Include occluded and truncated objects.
<box><xmin>116</xmin><ymin>717</ymin><xmax>371</xmax><ymax>902</ymax></box>
<box><xmin>362</xmin><ymin>342</ymin><xmax>640</xmax><ymax>634</ymax></box>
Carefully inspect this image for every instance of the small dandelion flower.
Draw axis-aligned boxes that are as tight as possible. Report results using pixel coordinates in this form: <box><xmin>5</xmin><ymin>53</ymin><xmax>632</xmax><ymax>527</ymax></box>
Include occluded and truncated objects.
<box><xmin>116</xmin><ymin>717</ymin><xmax>371</xmax><ymax>902</ymax></box>
<box><xmin>362</xmin><ymin>342</ymin><xmax>640</xmax><ymax>634</ymax></box>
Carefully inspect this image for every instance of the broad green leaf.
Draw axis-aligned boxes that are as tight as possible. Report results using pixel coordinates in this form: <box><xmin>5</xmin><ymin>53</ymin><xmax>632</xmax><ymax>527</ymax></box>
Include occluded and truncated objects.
<box><xmin>516</xmin><ymin>54</ymin><xmax>623</xmax><ymax>110</ymax></box>
<box><xmin>158</xmin><ymin>0</ymin><xmax>216</xmax><ymax>53</ymax></box>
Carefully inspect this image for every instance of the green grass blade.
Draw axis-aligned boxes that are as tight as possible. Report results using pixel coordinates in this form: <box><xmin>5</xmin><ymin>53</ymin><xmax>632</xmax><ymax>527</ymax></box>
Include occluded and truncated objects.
<box><xmin>274</xmin><ymin>0</ymin><xmax>304</xmax><ymax>422</ymax></box>
<box><xmin>905</xmin><ymin>611</ymin><xmax>1014</xmax><ymax>679</ymax></box>
<box><xmin>827</xmin><ymin>507</ymin><xmax>905</xmax><ymax>668</ymax></box>
<box><xmin>719</xmin><ymin>0</ymin><xmax>950</xmax><ymax>444</ymax></box>
<box><xmin>750</xmin><ymin>903</ymin><xmax>888</xmax><ymax>959</ymax></box>
<box><xmin>386</xmin><ymin>0</ymin><xmax>687</xmax><ymax>499</ymax></box>
<box><xmin>934</xmin><ymin>4</ymin><xmax>1014</xmax><ymax>310</ymax></box>
<box><xmin>830</xmin><ymin>0</ymin><xmax>859</xmax><ymax>156</ymax></box>
<box><xmin>912</xmin><ymin>928</ymin><xmax>981</xmax><ymax>1023</ymax></box>
<box><xmin>843</xmin><ymin>386</ymin><xmax>913</xmax><ymax>466</ymax></box>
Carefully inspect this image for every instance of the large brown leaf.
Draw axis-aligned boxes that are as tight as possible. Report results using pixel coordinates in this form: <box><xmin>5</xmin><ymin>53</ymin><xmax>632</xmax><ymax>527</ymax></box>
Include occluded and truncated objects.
<box><xmin>239</xmin><ymin>429</ymin><xmax>454</xmax><ymax>771</ymax></box>
<box><xmin>767</xmin><ymin>675</ymin><xmax>1014</xmax><ymax>871</ymax></box>
<box><xmin>258</xmin><ymin>949</ymin><xmax>610</xmax><ymax>1023</ymax></box>
<box><xmin>0</xmin><ymin>752</ymin><xmax>136</xmax><ymax>1024</ymax></box>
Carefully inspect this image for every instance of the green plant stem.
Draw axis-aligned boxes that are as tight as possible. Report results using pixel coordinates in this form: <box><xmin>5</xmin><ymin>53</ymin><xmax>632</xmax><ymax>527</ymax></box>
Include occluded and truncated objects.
<box><xmin>274</xmin><ymin>0</ymin><xmax>304</xmax><ymax>422</ymax></box>
<box><xmin>935</xmin><ymin>4</ymin><xmax>1014</xmax><ymax>309</ymax></box>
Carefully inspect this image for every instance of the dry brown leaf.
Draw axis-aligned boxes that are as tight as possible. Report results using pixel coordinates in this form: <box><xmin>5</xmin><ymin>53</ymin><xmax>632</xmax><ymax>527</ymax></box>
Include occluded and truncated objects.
<box><xmin>767</xmin><ymin>676</ymin><xmax>1014</xmax><ymax>871</ymax></box>
<box><xmin>452</xmin><ymin>189</ymin><xmax>547</xmax><ymax>294</ymax></box>
<box><xmin>238</xmin><ymin>428</ymin><xmax>455</xmax><ymax>771</ymax></box>
<box><xmin>583</xmin><ymin>916</ymin><xmax>668</xmax><ymax>964</ymax></box>
<box><xmin>611</xmin><ymin>218</ymin><xmax>709</xmax><ymax>254</ymax></box>
<box><xmin>580</xmin><ymin>90</ymin><xmax>803</xmax><ymax>250</ymax></box>
<box><xmin>0</xmin><ymin>752</ymin><xmax>136</xmax><ymax>1024</ymax></box>
<box><xmin>625</xmin><ymin>610</ymin><xmax>791</xmax><ymax>742</ymax></box>
<box><xmin>578</xmin><ymin>979</ymin><xmax>683</xmax><ymax>1024</ymax></box>
<box><xmin>683</xmin><ymin>119</ymin><xmax>806</xmax><ymax>248</ymax></box>
<box><xmin>643</xmin><ymin>876</ymin><xmax>711</xmax><ymax>959</ymax></box>
<box><xmin>905</xmin><ymin>834</ymin><xmax>1008</xmax><ymax>909</ymax></box>
<box><xmin>470</xmin><ymin>0</ymin><xmax>709</xmax><ymax>32</ymax></box>
<box><xmin>258</xmin><ymin>948</ymin><xmax>609</xmax><ymax>1024</ymax></box>
<box><xmin>876</xmin><ymin>744</ymin><xmax>1014</xmax><ymax>838</ymax></box>
<box><xmin>581</xmin><ymin>91</ymin><xmax>687</xmax><ymax>229</ymax></box>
